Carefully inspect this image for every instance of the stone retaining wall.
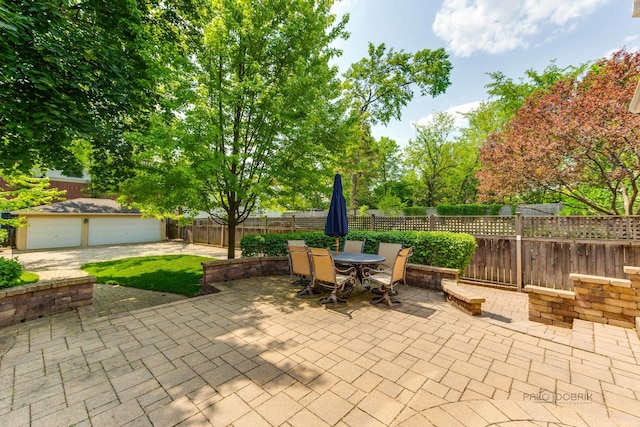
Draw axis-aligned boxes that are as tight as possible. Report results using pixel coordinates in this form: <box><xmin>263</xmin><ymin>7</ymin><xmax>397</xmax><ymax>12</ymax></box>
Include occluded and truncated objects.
<box><xmin>0</xmin><ymin>276</ymin><xmax>95</xmax><ymax>327</ymax></box>
<box><xmin>526</xmin><ymin>266</ymin><xmax>640</xmax><ymax>330</ymax></box>
<box><xmin>406</xmin><ymin>264</ymin><xmax>459</xmax><ymax>291</ymax></box>
<box><xmin>201</xmin><ymin>257</ymin><xmax>459</xmax><ymax>294</ymax></box>
<box><xmin>201</xmin><ymin>257</ymin><xmax>290</xmax><ymax>294</ymax></box>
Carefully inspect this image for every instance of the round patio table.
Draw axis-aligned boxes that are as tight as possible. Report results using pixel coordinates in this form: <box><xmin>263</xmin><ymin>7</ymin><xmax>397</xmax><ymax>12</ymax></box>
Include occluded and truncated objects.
<box><xmin>332</xmin><ymin>252</ymin><xmax>385</xmax><ymax>298</ymax></box>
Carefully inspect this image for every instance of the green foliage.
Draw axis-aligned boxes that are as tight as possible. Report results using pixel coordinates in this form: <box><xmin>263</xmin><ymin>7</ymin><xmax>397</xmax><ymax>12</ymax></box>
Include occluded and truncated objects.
<box><xmin>81</xmin><ymin>255</ymin><xmax>216</xmax><ymax>297</ymax></box>
<box><xmin>436</xmin><ymin>204</ymin><xmax>504</xmax><ymax>216</ymax></box>
<box><xmin>403</xmin><ymin>206</ymin><xmax>428</xmax><ymax>216</ymax></box>
<box><xmin>0</xmin><ymin>257</ymin><xmax>24</xmax><ymax>288</ymax></box>
<box><xmin>0</xmin><ymin>172</ymin><xmax>67</xmax><ymax>229</ymax></box>
<box><xmin>377</xmin><ymin>194</ymin><xmax>404</xmax><ymax>216</ymax></box>
<box><xmin>121</xmin><ymin>0</ymin><xmax>349</xmax><ymax>259</ymax></box>
<box><xmin>340</xmin><ymin>42</ymin><xmax>453</xmax><ymax>211</ymax></box>
<box><xmin>1</xmin><ymin>0</ymin><xmax>160</xmax><ymax>174</ymax></box>
<box><xmin>240</xmin><ymin>230</ymin><xmax>476</xmax><ymax>272</ymax></box>
<box><xmin>405</xmin><ymin>112</ymin><xmax>458</xmax><ymax>206</ymax></box>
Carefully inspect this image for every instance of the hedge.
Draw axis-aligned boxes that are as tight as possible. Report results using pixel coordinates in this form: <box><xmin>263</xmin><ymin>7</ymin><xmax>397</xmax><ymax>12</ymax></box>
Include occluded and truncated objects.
<box><xmin>240</xmin><ymin>230</ymin><xmax>476</xmax><ymax>273</ymax></box>
<box><xmin>436</xmin><ymin>204</ymin><xmax>504</xmax><ymax>216</ymax></box>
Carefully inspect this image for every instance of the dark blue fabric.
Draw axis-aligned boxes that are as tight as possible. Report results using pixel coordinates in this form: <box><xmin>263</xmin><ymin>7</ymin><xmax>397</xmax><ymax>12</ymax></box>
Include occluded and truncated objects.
<box><xmin>324</xmin><ymin>174</ymin><xmax>349</xmax><ymax>238</ymax></box>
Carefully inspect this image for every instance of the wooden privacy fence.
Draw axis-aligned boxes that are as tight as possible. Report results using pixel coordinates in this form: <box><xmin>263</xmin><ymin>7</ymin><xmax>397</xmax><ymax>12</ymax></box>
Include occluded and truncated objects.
<box><xmin>167</xmin><ymin>214</ymin><xmax>640</xmax><ymax>291</ymax></box>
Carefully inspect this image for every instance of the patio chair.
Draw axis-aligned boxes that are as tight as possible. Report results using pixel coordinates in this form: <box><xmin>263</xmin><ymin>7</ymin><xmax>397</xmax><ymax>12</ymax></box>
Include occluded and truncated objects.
<box><xmin>287</xmin><ymin>245</ymin><xmax>319</xmax><ymax>297</ymax></box>
<box><xmin>308</xmin><ymin>247</ymin><xmax>356</xmax><ymax>305</ymax></box>
<box><xmin>343</xmin><ymin>239</ymin><xmax>365</xmax><ymax>253</ymax></box>
<box><xmin>376</xmin><ymin>242</ymin><xmax>403</xmax><ymax>270</ymax></box>
<box><xmin>363</xmin><ymin>246</ymin><xmax>414</xmax><ymax>307</ymax></box>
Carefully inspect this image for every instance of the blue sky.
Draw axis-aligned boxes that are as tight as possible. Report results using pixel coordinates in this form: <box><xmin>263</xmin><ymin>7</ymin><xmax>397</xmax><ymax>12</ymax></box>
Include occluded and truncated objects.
<box><xmin>330</xmin><ymin>0</ymin><xmax>640</xmax><ymax>147</ymax></box>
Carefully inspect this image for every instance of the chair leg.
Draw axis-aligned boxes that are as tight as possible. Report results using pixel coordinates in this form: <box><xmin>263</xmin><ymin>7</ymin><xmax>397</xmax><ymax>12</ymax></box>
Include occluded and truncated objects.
<box><xmin>296</xmin><ymin>284</ymin><xmax>322</xmax><ymax>298</ymax></box>
<box><xmin>370</xmin><ymin>288</ymin><xmax>401</xmax><ymax>307</ymax></box>
<box><xmin>319</xmin><ymin>290</ymin><xmax>347</xmax><ymax>305</ymax></box>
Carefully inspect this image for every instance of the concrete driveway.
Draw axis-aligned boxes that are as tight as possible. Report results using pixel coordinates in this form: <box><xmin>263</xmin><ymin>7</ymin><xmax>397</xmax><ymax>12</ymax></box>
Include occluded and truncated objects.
<box><xmin>6</xmin><ymin>241</ymin><xmax>238</xmax><ymax>281</ymax></box>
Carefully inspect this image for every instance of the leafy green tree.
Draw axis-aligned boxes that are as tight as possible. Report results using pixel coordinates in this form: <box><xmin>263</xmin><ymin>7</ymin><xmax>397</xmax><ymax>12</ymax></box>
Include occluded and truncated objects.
<box><xmin>0</xmin><ymin>171</ymin><xmax>66</xmax><ymax>243</ymax></box>
<box><xmin>346</xmin><ymin>136</ymin><xmax>406</xmax><ymax>211</ymax></box>
<box><xmin>377</xmin><ymin>194</ymin><xmax>404</xmax><ymax>217</ymax></box>
<box><xmin>340</xmin><ymin>42</ymin><xmax>453</xmax><ymax>210</ymax></box>
<box><xmin>121</xmin><ymin>0</ymin><xmax>349</xmax><ymax>258</ymax></box>
<box><xmin>405</xmin><ymin>112</ymin><xmax>460</xmax><ymax>206</ymax></box>
<box><xmin>0</xmin><ymin>0</ymin><xmax>175</xmax><ymax>175</ymax></box>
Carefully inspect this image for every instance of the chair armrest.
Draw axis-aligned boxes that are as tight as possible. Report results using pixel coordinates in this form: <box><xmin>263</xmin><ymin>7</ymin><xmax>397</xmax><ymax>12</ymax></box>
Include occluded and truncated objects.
<box><xmin>335</xmin><ymin>265</ymin><xmax>356</xmax><ymax>276</ymax></box>
<box><xmin>362</xmin><ymin>265</ymin><xmax>391</xmax><ymax>278</ymax></box>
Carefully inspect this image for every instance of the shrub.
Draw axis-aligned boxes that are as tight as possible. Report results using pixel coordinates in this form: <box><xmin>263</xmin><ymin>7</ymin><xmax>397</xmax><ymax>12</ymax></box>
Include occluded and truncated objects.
<box><xmin>240</xmin><ymin>230</ymin><xmax>476</xmax><ymax>272</ymax></box>
<box><xmin>436</xmin><ymin>204</ymin><xmax>505</xmax><ymax>216</ymax></box>
<box><xmin>403</xmin><ymin>206</ymin><xmax>428</xmax><ymax>216</ymax></box>
<box><xmin>0</xmin><ymin>257</ymin><xmax>24</xmax><ymax>288</ymax></box>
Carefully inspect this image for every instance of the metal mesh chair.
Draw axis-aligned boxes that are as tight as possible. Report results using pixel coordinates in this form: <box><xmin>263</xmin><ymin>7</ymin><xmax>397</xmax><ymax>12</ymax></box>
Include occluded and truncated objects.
<box><xmin>308</xmin><ymin>247</ymin><xmax>356</xmax><ymax>305</ymax></box>
<box><xmin>343</xmin><ymin>239</ymin><xmax>365</xmax><ymax>253</ymax></box>
<box><xmin>376</xmin><ymin>242</ymin><xmax>403</xmax><ymax>270</ymax></box>
<box><xmin>363</xmin><ymin>246</ymin><xmax>414</xmax><ymax>307</ymax></box>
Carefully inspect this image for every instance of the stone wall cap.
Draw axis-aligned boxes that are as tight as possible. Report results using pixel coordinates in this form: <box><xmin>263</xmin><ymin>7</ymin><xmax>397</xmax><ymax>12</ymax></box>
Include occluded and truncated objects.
<box><xmin>569</xmin><ymin>273</ymin><xmax>610</xmax><ymax>285</ymax></box>
<box><xmin>442</xmin><ymin>280</ymin><xmax>485</xmax><ymax>304</ymax></box>
<box><xmin>623</xmin><ymin>266</ymin><xmax>640</xmax><ymax>275</ymax></box>
<box><xmin>524</xmin><ymin>285</ymin><xmax>576</xmax><ymax>299</ymax></box>
<box><xmin>609</xmin><ymin>278</ymin><xmax>632</xmax><ymax>288</ymax></box>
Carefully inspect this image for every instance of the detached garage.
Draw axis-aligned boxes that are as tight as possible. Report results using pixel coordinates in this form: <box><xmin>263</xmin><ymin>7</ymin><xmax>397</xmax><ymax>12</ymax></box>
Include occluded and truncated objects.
<box><xmin>13</xmin><ymin>198</ymin><xmax>165</xmax><ymax>251</ymax></box>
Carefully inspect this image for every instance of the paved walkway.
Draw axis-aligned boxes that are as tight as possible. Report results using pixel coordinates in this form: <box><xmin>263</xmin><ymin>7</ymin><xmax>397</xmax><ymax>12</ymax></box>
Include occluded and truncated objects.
<box><xmin>1</xmin><ymin>267</ymin><xmax>639</xmax><ymax>426</ymax></box>
<box><xmin>9</xmin><ymin>241</ymin><xmax>235</xmax><ymax>281</ymax></box>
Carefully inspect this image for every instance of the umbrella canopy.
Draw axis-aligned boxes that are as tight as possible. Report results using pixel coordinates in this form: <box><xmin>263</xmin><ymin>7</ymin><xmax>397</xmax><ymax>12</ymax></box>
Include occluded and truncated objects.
<box><xmin>324</xmin><ymin>174</ymin><xmax>348</xmax><ymax>253</ymax></box>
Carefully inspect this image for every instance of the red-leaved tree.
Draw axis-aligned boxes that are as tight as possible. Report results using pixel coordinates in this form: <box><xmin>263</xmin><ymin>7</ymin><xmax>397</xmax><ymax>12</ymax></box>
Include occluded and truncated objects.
<box><xmin>478</xmin><ymin>49</ymin><xmax>640</xmax><ymax>215</ymax></box>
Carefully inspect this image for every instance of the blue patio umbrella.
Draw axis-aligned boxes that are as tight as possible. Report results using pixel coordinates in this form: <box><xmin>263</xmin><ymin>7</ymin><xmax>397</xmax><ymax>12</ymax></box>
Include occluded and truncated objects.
<box><xmin>324</xmin><ymin>173</ymin><xmax>349</xmax><ymax>254</ymax></box>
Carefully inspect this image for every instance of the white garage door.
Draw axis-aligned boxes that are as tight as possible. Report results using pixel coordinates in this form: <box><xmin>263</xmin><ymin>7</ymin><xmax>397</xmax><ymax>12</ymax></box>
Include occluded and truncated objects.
<box><xmin>26</xmin><ymin>217</ymin><xmax>82</xmax><ymax>250</ymax></box>
<box><xmin>88</xmin><ymin>217</ymin><xmax>160</xmax><ymax>246</ymax></box>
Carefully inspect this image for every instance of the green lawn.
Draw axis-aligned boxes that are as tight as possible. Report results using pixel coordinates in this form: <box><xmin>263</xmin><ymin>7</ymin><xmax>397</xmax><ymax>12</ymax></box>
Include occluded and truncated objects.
<box><xmin>81</xmin><ymin>255</ymin><xmax>216</xmax><ymax>297</ymax></box>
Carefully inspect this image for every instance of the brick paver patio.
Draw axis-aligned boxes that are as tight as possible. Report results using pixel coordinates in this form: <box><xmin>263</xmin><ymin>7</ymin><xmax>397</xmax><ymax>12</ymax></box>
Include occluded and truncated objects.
<box><xmin>1</xmin><ymin>272</ymin><xmax>639</xmax><ymax>426</ymax></box>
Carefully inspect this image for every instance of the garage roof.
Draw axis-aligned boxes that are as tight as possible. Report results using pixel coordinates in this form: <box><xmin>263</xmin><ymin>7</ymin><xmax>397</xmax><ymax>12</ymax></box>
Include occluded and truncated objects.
<box><xmin>13</xmin><ymin>198</ymin><xmax>141</xmax><ymax>214</ymax></box>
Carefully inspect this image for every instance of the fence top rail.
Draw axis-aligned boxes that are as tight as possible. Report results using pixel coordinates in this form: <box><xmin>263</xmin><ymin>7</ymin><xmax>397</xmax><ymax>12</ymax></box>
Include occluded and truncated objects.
<box><xmin>171</xmin><ymin>215</ymin><xmax>640</xmax><ymax>240</ymax></box>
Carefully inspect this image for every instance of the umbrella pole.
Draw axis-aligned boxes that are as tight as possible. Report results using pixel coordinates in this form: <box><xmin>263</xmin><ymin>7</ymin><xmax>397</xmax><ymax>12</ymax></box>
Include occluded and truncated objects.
<box><xmin>335</xmin><ymin>238</ymin><xmax>339</xmax><ymax>254</ymax></box>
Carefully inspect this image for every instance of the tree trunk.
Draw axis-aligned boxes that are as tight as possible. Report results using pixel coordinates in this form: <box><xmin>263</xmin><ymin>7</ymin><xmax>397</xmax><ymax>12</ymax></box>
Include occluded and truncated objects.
<box><xmin>227</xmin><ymin>195</ymin><xmax>238</xmax><ymax>259</ymax></box>
<box><xmin>350</xmin><ymin>173</ymin><xmax>358</xmax><ymax>216</ymax></box>
<box><xmin>227</xmin><ymin>215</ymin><xmax>237</xmax><ymax>259</ymax></box>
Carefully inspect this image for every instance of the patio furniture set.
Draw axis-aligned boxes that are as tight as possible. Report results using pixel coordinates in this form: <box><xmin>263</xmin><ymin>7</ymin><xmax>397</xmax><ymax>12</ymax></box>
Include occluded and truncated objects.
<box><xmin>287</xmin><ymin>239</ymin><xmax>414</xmax><ymax>307</ymax></box>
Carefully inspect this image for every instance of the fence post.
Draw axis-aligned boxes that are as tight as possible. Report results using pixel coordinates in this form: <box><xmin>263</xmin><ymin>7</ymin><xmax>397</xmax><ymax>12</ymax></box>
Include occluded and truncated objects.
<box><xmin>370</xmin><ymin>214</ymin><xmax>376</xmax><ymax>231</ymax></box>
<box><xmin>291</xmin><ymin>215</ymin><xmax>295</xmax><ymax>232</ymax></box>
<box><xmin>264</xmin><ymin>216</ymin><xmax>268</xmax><ymax>234</ymax></box>
<box><xmin>429</xmin><ymin>214</ymin><xmax>435</xmax><ymax>231</ymax></box>
<box><xmin>220</xmin><ymin>224</ymin><xmax>225</xmax><ymax>247</ymax></box>
<box><xmin>516</xmin><ymin>212</ymin><xmax>523</xmax><ymax>292</ymax></box>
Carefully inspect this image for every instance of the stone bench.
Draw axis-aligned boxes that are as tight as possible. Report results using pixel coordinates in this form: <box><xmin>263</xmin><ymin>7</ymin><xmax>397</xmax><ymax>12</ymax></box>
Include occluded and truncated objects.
<box><xmin>441</xmin><ymin>279</ymin><xmax>485</xmax><ymax>316</ymax></box>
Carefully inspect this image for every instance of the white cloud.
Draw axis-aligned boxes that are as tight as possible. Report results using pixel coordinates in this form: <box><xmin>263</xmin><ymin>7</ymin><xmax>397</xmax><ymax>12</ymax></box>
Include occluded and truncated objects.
<box><xmin>413</xmin><ymin>101</ymin><xmax>481</xmax><ymax>129</ymax></box>
<box><xmin>432</xmin><ymin>0</ymin><xmax>610</xmax><ymax>57</ymax></box>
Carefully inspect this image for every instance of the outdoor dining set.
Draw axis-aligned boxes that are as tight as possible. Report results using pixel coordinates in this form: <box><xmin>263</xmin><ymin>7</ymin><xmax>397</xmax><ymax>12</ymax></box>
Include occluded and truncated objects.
<box><xmin>286</xmin><ymin>239</ymin><xmax>414</xmax><ymax>307</ymax></box>
<box><xmin>288</xmin><ymin>173</ymin><xmax>413</xmax><ymax>307</ymax></box>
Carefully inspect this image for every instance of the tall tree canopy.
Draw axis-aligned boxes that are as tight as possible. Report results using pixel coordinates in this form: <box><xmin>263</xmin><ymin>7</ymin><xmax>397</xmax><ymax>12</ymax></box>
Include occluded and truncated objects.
<box><xmin>122</xmin><ymin>0</ymin><xmax>348</xmax><ymax>258</ymax></box>
<box><xmin>478</xmin><ymin>49</ymin><xmax>640</xmax><ymax>215</ymax></box>
<box><xmin>406</xmin><ymin>112</ymin><xmax>475</xmax><ymax>206</ymax></box>
<box><xmin>0</xmin><ymin>0</ymin><xmax>166</xmax><ymax>175</ymax></box>
<box><xmin>339</xmin><ymin>42</ymin><xmax>453</xmax><ymax>210</ymax></box>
